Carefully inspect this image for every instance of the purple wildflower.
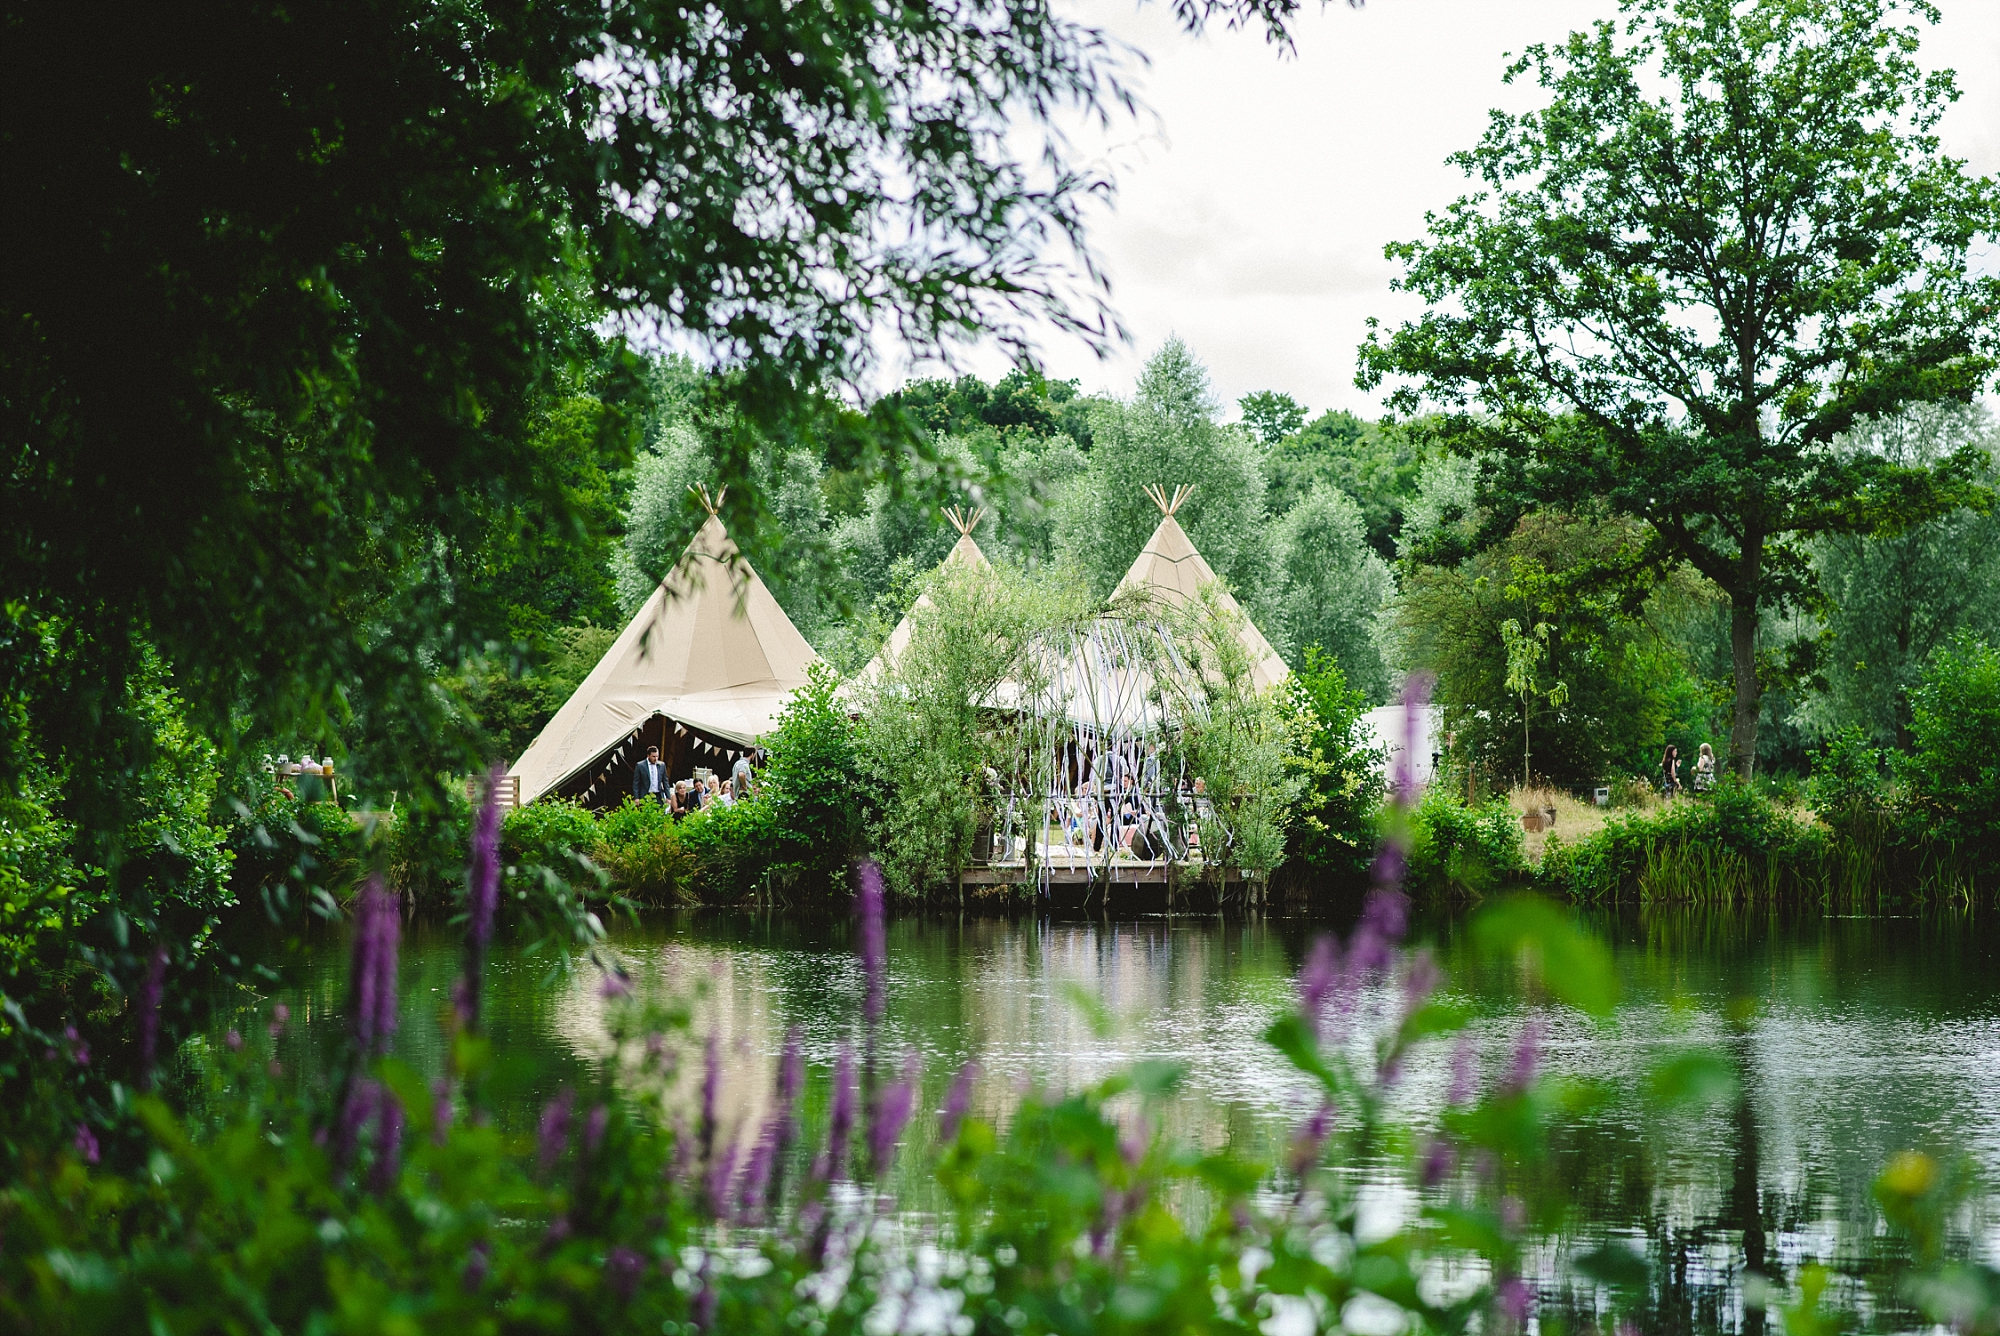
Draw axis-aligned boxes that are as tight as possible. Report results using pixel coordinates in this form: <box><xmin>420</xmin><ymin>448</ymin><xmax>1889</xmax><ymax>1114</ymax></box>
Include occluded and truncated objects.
<box><xmin>585</xmin><ymin>1103</ymin><xmax>609</xmax><ymax>1157</ymax></box>
<box><xmin>137</xmin><ymin>945</ymin><xmax>167</xmax><ymax>1087</ymax></box>
<box><xmin>698</xmin><ymin>1032</ymin><xmax>720</xmax><ymax>1167</ymax></box>
<box><xmin>469</xmin><ymin>765</ymin><xmax>503</xmax><ymax>951</ymax></box>
<box><xmin>371</xmin><ymin>1092</ymin><xmax>405</xmax><ymax>1195</ymax></box>
<box><xmin>1288</xmin><ymin>1100</ymin><xmax>1335</xmax><ymax>1179</ymax></box>
<box><xmin>1119</xmin><ymin>1112</ymin><xmax>1150</xmax><ymax>1170</ymax></box>
<box><xmin>335</xmin><ymin>1077</ymin><xmax>381</xmax><ymax>1170</ymax></box>
<box><xmin>457</xmin><ymin>765</ymin><xmax>503</xmax><ymax>1032</ymax></box>
<box><xmin>857</xmin><ymin>861</ymin><xmax>887</xmax><ymax>1073</ymax></box>
<box><xmin>1297</xmin><ymin>935</ymin><xmax>1340</xmax><ymax>1039</ymax></box>
<box><xmin>225</xmin><ymin>1028</ymin><xmax>243</xmax><ymax>1052</ymax></box>
<box><xmin>1447</xmin><ymin>1032</ymin><xmax>1477</xmax><ymax>1105</ymax></box>
<box><xmin>350</xmin><ymin>877</ymin><xmax>400</xmax><ymax>1058</ymax></box>
<box><xmin>693</xmin><ymin>1263</ymin><xmax>718</xmax><ymax>1333</ymax></box>
<box><xmin>814</xmin><ymin>1045</ymin><xmax>856</xmax><ymax>1184</ymax></box>
<box><xmin>463</xmin><ymin>1241</ymin><xmax>491</xmax><ymax>1292</ymax></box>
<box><xmin>669</xmin><ymin>1112</ymin><xmax>693</xmax><ymax>1187</ymax></box>
<box><xmin>867</xmin><ymin>1048</ymin><xmax>921</xmax><ymax>1175</ymax></box>
<box><xmin>73</xmin><ymin>1122</ymin><xmax>100</xmax><ymax>1165</ymax></box>
<box><xmin>777</xmin><ymin>1025</ymin><xmax>804</xmax><ymax>1107</ymax></box>
<box><xmin>537</xmin><ymin>1088</ymin><xmax>575</xmax><ymax>1177</ymax></box>
<box><xmin>705</xmin><ymin>1137</ymin><xmax>740</xmax><ymax>1221</ymax></box>
<box><xmin>737</xmin><ymin>1125</ymin><xmax>777</xmax><ymax>1223</ymax></box>
<box><xmin>939</xmin><ymin>1060</ymin><xmax>979</xmax><ymax>1142</ymax></box>
<box><xmin>1496</xmin><ymin>1275</ymin><xmax>1533</xmax><ymax>1325</ymax></box>
<box><xmin>432</xmin><ymin>1079</ymin><xmax>454</xmax><ymax>1146</ymax></box>
<box><xmin>1501</xmin><ymin>1019</ymin><xmax>1542</xmax><ymax>1095</ymax></box>
<box><xmin>269</xmin><ymin>1002</ymin><xmax>288</xmax><ymax>1040</ymax></box>
<box><xmin>599</xmin><ymin>969</ymin><xmax>632</xmax><ymax>1000</ymax></box>
<box><xmin>1419</xmin><ymin>1134</ymin><xmax>1456</xmax><ymax>1187</ymax></box>
<box><xmin>606</xmin><ymin>1246</ymin><xmax>645</xmax><ymax>1303</ymax></box>
<box><xmin>64</xmin><ymin>1025</ymin><xmax>89</xmax><ymax>1067</ymax></box>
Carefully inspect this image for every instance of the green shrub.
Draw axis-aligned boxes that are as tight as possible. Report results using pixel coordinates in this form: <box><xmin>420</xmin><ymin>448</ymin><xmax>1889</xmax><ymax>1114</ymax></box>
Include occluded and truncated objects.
<box><xmin>1895</xmin><ymin>632</ymin><xmax>2000</xmax><ymax>867</ymax></box>
<box><xmin>1403</xmin><ymin>788</ymin><xmax>1527</xmax><ymax>897</ymax></box>
<box><xmin>1280</xmin><ymin>648</ymin><xmax>1386</xmax><ymax>888</ymax></box>
<box><xmin>1806</xmin><ymin>727</ymin><xmax>1887</xmax><ymax>823</ymax></box>
<box><xmin>1540</xmin><ymin>780</ymin><xmax>1828</xmax><ymax>902</ymax></box>
<box><xmin>593</xmin><ymin>799</ymin><xmax>695</xmax><ymax>904</ymax></box>
<box><xmin>677</xmin><ymin>798</ymin><xmax>777</xmax><ymax>902</ymax></box>
<box><xmin>760</xmin><ymin>663</ymin><xmax>869</xmax><ymax>894</ymax></box>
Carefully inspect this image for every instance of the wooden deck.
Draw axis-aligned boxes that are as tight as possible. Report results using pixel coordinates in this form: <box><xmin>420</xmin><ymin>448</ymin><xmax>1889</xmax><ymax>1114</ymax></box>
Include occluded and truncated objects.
<box><xmin>958</xmin><ymin>860</ymin><xmax>1247</xmax><ymax>886</ymax></box>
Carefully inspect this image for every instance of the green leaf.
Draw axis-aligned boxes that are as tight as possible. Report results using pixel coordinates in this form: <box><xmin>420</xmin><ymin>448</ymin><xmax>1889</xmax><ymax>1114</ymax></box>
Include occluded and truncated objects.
<box><xmin>1263</xmin><ymin>1012</ymin><xmax>1339</xmax><ymax>1091</ymax></box>
<box><xmin>1645</xmin><ymin>1049</ymin><xmax>1737</xmax><ymax>1109</ymax></box>
<box><xmin>1574</xmin><ymin>1243</ymin><xmax>1650</xmax><ymax>1293</ymax></box>
<box><xmin>1470</xmin><ymin>895</ymin><xmax>1618</xmax><ymax>1016</ymax></box>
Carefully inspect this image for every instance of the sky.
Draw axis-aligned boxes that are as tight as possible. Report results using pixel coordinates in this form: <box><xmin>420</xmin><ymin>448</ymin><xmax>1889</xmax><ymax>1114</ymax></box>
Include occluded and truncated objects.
<box><xmin>945</xmin><ymin>0</ymin><xmax>2000</xmax><ymax>423</ymax></box>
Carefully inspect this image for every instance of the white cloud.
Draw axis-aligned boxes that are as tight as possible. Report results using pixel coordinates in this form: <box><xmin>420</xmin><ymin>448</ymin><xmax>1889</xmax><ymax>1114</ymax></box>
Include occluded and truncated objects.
<box><xmin>964</xmin><ymin>0</ymin><xmax>2000</xmax><ymax>420</ymax></box>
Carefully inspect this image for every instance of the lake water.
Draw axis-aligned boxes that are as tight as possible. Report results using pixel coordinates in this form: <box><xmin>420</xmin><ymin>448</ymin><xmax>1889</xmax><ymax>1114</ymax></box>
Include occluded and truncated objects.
<box><xmin>200</xmin><ymin>904</ymin><xmax>2000</xmax><ymax>1331</ymax></box>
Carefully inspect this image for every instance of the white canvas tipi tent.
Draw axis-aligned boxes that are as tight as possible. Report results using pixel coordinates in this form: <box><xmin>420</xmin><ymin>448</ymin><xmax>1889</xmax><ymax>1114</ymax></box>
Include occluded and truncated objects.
<box><xmin>508</xmin><ymin>489</ymin><xmax>821</xmax><ymax>806</ymax></box>
<box><xmin>1113</xmin><ymin>484</ymin><xmax>1289</xmax><ymax>692</ymax></box>
<box><xmin>850</xmin><ymin>506</ymin><xmax>990</xmax><ymax>689</ymax></box>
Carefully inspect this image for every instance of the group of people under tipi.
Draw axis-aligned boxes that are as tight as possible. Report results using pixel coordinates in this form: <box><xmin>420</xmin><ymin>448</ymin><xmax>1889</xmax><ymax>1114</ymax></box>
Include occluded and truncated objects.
<box><xmin>505</xmin><ymin>484</ymin><xmax>1281</xmax><ymax>865</ymax></box>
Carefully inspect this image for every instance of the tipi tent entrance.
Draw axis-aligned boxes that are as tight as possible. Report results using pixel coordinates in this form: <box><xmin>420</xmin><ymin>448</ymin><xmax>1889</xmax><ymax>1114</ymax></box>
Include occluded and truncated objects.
<box><xmin>541</xmin><ymin>713</ymin><xmax>765</xmax><ymax>807</ymax></box>
<box><xmin>508</xmin><ymin>488</ymin><xmax>819</xmax><ymax>810</ymax></box>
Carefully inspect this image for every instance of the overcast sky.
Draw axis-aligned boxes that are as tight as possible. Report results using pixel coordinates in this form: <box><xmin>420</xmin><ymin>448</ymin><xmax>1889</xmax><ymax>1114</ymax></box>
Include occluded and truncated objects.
<box><xmin>952</xmin><ymin>0</ymin><xmax>2000</xmax><ymax>423</ymax></box>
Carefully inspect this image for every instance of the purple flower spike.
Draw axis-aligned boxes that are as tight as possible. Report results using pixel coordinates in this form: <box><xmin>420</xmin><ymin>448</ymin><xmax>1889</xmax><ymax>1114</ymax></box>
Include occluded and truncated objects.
<box><xmin>1447</xmin><ymin>1032</ymin><xmax>1477</xmax><ymax>1105</ymax></box>
<box><xmin>939</xmin><ymin>1060</ymin><xmax>979</xmax><ymax>1142</ymax></box>
<box><xmin>815</xmin><ymin>1045</ymin><xmax>856</xmax><ymax>1184</ymax></box>
<box><xmin>777</xmin><ymin>1025</ymin><xmax>804</xmax><ymax>1107</ymax></box>
<box><xmin>737</xmin><ymin>1125</ymin><xmax>777</xmax><ymax>1223</ymax></box>
<box><xmin>537</xmin><ymin>1088</ymin><xmax>575</xmax><ymax>1177</ymax></box>
<box><xmin>1496</xmin><ymin>1275</ymin><xmax>1533</xmax><ymax>1325</ymax></box>
<box><xmin>462</xmin><ymin>1241</ymin><xmax>491</xmax><ymax>1292</ymax></box>
<box><xmin>606</xmin><ymin>1246</ymin><xmax>645</xmax><ymax>1303</ymax></box>
<box><xmin>432</xmin><ymin>1079</ymin><xmax>454</xmax><ymax>1146</ymax></box>
<box><xmin>335</xmin><ymin>1077</ymin><xmax>381</xmax><ymax>1170</ymax></box>
<box><xmin>137</xmin><ymin>944</ymin><xmax>168</xmax><ymax>1087</ymax></box>
<box><xmin>698</xmin><ymin>1032</ymin><xmax>721</xmax><ymax>1167</ymax></box>
<box><xmin>585</xmin><ymin>1103</ymin><xmax>610</xmax><ymax>1157</ymax></box>
<box><xmin>857</xmin><ymin>862</ymin><xmax>887</xmax><ymax>1067</ymax></box>
<box><xmin>1419</xmin><ymin>1134</ymin><xmax>1456</xmax><ymax>1187</ymax></box>
<box><xmin>350</xmin><ymin>877</ymin><xmax>400</xmax><ymax>1058</ymax></box>
<box><xmin>1360</xmin><ymin>887</ymin><xmax>1410</xmax><ymax>946</ymax></box>
<box><xmin>74</xmin><ymin>1122</ymin><xmax>100</xmax><ymax>1165</ymax></box>
<box><xmin>457</xmin><ymin>765</ymin><xmax>504</xmax><ymax>1033</ymax></box>
<box><xmin>599</xmin><ymin>969</ymin><xmax>631</xmax><ymax>1000</ymax></box>
<box><xmin>1297</xmin><ymin>936</ymin><xmax>1339</xmax><ymax>1038</ymax></box>
<box><xmin>867</xmin><ymin>1049</ymin><xmax>921</xmax><ymax>1175</ymax></box>
<box><xmin>1501</xmin><ymin>1019</ymin><xmax>1542</xmax><ymax>1095</ymax></box>
<box><xmin>1288</xmin><ymin>1100</ymin><xmax>1335</xmax><ymax>1178</ymax></box>
<box><xmin>225</xmin><ymin>1028</ymin><xmax>243</xmax><ymax>1052</ymax></box>
<box><xmin>469</xmin><ymin>765</ymin><xmax>503</xmax><ymax>951</ymax></box>
<box><xmin>371</xmin><ymin>1091</ymin><xmax>405</xmax><ymax>1195</ymax></box>
<box><xmin>705</xmin><ymin>1136</ymin><xmax>740</xmax><ymax>1221</ymax></box>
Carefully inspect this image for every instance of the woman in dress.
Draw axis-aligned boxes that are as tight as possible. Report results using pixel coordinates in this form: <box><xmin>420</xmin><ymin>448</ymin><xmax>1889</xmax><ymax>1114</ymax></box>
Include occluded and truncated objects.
<box><xmin>1661</xmin><ymin>744</ymin><xmax>1681</xmax><ymax>799</ymax></box>
<box><xmin>1693</xmin><ymin>742</ymin><xmax>1716</xmax><ymax>793</ymax></box>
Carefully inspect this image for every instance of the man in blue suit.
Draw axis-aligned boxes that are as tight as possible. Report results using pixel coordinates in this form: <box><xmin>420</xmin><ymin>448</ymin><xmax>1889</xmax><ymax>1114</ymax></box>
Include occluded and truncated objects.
<box><xmin>632</xmin><ymin>746</ymin><xmax>667</xmax><ymax>803</ymax></box>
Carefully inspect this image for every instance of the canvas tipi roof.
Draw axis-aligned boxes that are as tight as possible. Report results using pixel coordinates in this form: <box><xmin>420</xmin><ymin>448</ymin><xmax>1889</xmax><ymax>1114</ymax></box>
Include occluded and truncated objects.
<box><xmin>1113</xmin><ymin>484</ymin><xmax>1290</xmax><ymax>692</ymax></box>
<box><xmin>509</xmin><ymin>494</ymin><xmax>820</xmax><ymax>804</ymax></box>
<box><xmin>850</xmin><ymin>507</ymin><xmax>990</xmax><ymax>688</ymax></box>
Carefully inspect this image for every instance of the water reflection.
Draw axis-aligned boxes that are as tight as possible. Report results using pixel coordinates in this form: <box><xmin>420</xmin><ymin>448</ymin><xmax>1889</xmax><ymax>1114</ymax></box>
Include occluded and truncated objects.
<box><xmin>210</xmin><ymin>906</ymin><xmax>1999</xmax><ymax>1331</ymax></box>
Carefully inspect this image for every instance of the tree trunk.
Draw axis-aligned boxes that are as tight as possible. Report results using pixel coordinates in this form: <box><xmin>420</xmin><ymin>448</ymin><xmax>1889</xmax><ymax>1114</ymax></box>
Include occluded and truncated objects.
<box><xmin>1729</xmin><ymin>590</ymin><xmax>1761</xmax><ymax>780</ymax></box>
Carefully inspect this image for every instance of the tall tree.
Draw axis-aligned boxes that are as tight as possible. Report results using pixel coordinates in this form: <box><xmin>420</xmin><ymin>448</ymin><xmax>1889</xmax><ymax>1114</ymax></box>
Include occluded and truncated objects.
<box><xmin>2</xmin><ymin>0</ymin><xmax>1310</xmax><ymax>827</ymax></box>
<box><xmin>1056</xmin><ymin>339</ymin><xmax>1270</xmax><ymax>603</ymax></box>
<box><xmin>1359</xmin><ymin>0</ymin><xmax>2000</xmax><ymax>776</ymax></box>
